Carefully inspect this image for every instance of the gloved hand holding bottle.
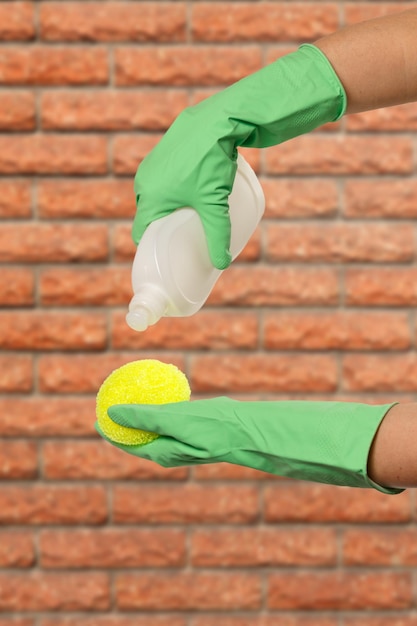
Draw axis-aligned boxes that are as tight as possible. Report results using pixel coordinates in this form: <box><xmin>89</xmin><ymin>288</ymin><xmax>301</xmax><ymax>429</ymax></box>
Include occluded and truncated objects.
<box><xmin>133</xmin><ymin>7</ymin><xmax>417</xmax><ymax>270</ymax></box>
<box><xmin>133</xmin><ymin>43</ymin><xmax>346</xmax><ymax>270</ymax></box>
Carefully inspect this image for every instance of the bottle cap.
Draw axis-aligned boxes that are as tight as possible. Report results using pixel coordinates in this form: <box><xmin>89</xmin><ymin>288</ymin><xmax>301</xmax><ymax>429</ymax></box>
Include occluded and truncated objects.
<box><xmin>126</xmin><ymin>307</ymin><xmax>152</xmax><ymax>332</ymax></box>
<box><xmin>126</xmin><ymin>287</ymin><xmax>168</xmax><ymax>332</ymax></box>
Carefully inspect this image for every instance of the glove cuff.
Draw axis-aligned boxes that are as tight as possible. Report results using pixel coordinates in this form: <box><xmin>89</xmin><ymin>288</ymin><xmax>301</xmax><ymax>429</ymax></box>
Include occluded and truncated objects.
<box><xmin>225</xmin><ymin>400</ymin><xmax>404</xmax><ymax>495</ymax></box>
<box><xmin>231</xmin><ymin>42</ymin><xmax>348</xmax><ymax>148</ymax></box>
<box><xmin>299</xmin><ymin>43</ymin><xmax>347</xmax><ymax>121</ymax></box>
<box><xmin>332</xmin><ymin>401</ymin><xmax>402</xmax><ymax>494</ymax></box>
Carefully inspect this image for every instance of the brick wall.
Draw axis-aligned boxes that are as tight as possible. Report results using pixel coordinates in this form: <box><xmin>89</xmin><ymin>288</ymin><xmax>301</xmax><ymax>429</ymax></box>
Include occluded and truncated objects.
<box><xmin>1</xmin><ymin>0</ymin><xmax>417</xmax><ymax>624</ymax></box>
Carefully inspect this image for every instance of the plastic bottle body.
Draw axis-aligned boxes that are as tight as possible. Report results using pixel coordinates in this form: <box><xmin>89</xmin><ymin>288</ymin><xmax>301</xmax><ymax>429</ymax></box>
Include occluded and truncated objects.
<box><xmin>126</xmin><ymin>153</ymin><xmax>265</xmax><ymax>331</ymax></box>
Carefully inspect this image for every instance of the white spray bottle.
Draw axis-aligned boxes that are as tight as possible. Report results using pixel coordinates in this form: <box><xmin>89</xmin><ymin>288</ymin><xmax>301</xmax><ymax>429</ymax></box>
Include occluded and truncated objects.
<box><xmin>126</xmin><ymin>153</ymin><xmax>265</xmax><ymax>331</ymax></box>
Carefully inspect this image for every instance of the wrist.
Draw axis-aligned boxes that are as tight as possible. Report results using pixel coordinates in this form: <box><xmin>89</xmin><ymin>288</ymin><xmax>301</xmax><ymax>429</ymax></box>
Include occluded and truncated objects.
<box><xmin>368</xmin><ymin>402</ymin><xmax>417</xmax><ymax>489</ymax></box>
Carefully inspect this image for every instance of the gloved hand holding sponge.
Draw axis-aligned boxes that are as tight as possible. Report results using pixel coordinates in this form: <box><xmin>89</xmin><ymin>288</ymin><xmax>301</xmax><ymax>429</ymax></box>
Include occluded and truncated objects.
<box><xmin>96</xmin><ymin>44</ymin><xmax>404</xmax><ymax>494</ymax></box>
<box><xmin>98</xmin><ymin>389</ymin><xmax>402</xmax><ymax>496</ymax></box>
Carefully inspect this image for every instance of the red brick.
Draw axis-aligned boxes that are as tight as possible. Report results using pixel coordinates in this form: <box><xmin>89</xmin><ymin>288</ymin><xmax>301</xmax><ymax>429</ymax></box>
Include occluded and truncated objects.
<box><xmin>237</xmin><ymin>146</ymin><xmax>261</xmax><ymax>171</ymax></box>
<box><xmin>40</xmin><ymin>267</ymin><xmax>130</xmax><ymax>306</ymax></box>
<box><xmin>265</xmin><ymin>135</ymin><xmax>413</xmax><ymax>175</ymax></box>
<box><xmin>0</xmin><ymin>355</ymin><xmax>32</xmax><ymax>392</ymax></box>
<box><xmin>42</xmin><ymin>440</ymin><xmax>188</xmax><ymax>481</ymax></box>
<box><xmin>267</xmin><ymin>571</ymin><xmax>412</xmax><ymax>610</ymax></box>
<box><xmin>40</xmin><ymin>2</ymin><xmax>186</xmax><ymax>42</ymax></box>
<box><xmin>0</xmin><ymin>572</ymin><xmax>110</xmax><ymax>611</ymax></box>
<box><xmin>37</xmin><ymin>179</ymin><xmax>134</xmax><ymax>219</ymax></box>
<box><xmin>0</xmin><ymin>224</ymin><xmax>108</xmax><ymax>262</ymax></box>
<box><xmin>347</xmin><ymin>102</ymin><xmax>417</xmax><ymax>131</ymax></box>
<box><xmin>111</xmin><ymin>224</ymin><xmax>136</xmax><ymax>261</ymax></box>
<box><xmin>0</xmin><ymin>179</ymin><xmax>31</xmax><ymax>217</ymax></box>
<box><xmin>266</xmin><ymin>45</ymin><xmax>313</xmax><ymax>64</ymax></box>
<box><xmin>262</xmin><ymin>178</ymin><xmax>338</xmax><ymax>218</ymax></box>
<box><xmin>267</xmin><ymin>223</ymin><xmax>413</xmax><ymax>263</ymax></box>
<box><xmin>115</xmin><ymin>46</ymin><xmax>262</xmax><ymax>86</ymax></box>
<box><xmin>112</xmin><ymin>133</ymin><xmax>160</xmax><ymax>175</ymax></box>
<box><xmin>112</xmin><ymin>310</ymin><xmax>259</xmax><ymax>350</ymax></box>
<box><xmin>113</xmin><ymin>484</ymin><xmax>259</xmax><ymax>524</ymax></box>
<box><xmin>0</xmin><ymin>609</ymin><xmax>35</xmax><ymax>626</ymax></box>
<box><xmin>344</xmin><ymin>179</ymin><xmax>417</xmax><ymax>218</ymax></box>
<box><xmin>40</xmin><ymin>528</ymin><xmax>186</xmax><ymax>568</ymax></box>
<box><xmin>208</xmin><ymin>266</ymin><xmax>339</xmax><ymax>306</ymax></box>
<box><xmin>343</xmin><ymin>528</ymin><xmax>417</xmax><ymax>566</ymax></box>
<box><xmin>192</xmin><ymin>618</ymin><xmax>338</xmax><ymax>626</ymax></box>
<box><xmin>0</xmin><ymin>47</ymin><xmax>108</xmax><ymax>85</ymax></box>
<box><xmin>264</xmin><ymin>483</ymin><xmax>411</xmax><ymax>523</ymax></box>
<box><xmin>344</xmin><ymin>618</ymin><xmax>417</xmax><ymax>626</ymax></box>
<box><xmin>116</xmin><ymin>571</ymin><xmax>261</xmax><ymax>610</ymax></box>
<box><xmin>0</xmin><ymin>135</ymin><xmax>107</xmax><ymax>175</ymax></box>
<box><xmin>343</xmin><ymin>354</ymin><xmax>417</xmax><ymax>392</ymax></box>
<box><xmin>0</xmin><ymin>441</ymin><xmax>37</xmax><ymax>478</ymax></box>
<box><xmin>346</xmin><ymin>268</ymin><xmax>417</xmax><ymax>307</ymax></box>
<box><xmin>0</xmin><ymin>92</ymin><xmax>35</xmax><ymax>130</ymax></box>
<box><xmin>192</xmin><ymin>2</ymin><xmax>338</xmax><ymax>41</ymax></box>
<box><xmin>41</xmin><ymin>90</ymin><xmax>188</xmax><ymax>131</ymax></box>
<box><xmin>0</xmin><ymin>2</ymin><xmax>35</xmax><ymax>40</ymax></box>
<box><xmin>191</xmin><ymin>354</ymin><xmax>337</xmax><ymax>393</ymax></box>
<box><xmin>0</xmin><ymin>312</ymin><xmax>107</xmax><ymax>351</ymax></box>
<box><xmin>0</xmin><ymin>397</ymin><xmax>95</xmax><ymax>437</ymax></box>
<box><xmin>260</xmin><ymin>392</ymin><xmax>410</xmax><ymax>404</ymax></box>
<box><xmin>191</xmin><ymin>527</ymin><xmax>337</xmax><ymax>566</ymax></box>
<box><xmin>264</xmin><ymin>311</ymin><xmax>410</xmax><ymax>351</ymax></box>
<box><xmin>40</xmin><ymin>618</ymin><xmax>186</xmax><ymax>626</ymax></box>
<box><xmin>38</xmin><ymin>353</ymin><xmax>186</xmax><ymax>393</ymax></box>
<box><xmin>191</xmin><ymin>87</ymin><xmax>225</xmax><ymax>105</ymax></box>
<box><xmin>0</xmin><ymin>531</ymin><xmax>35</xmax><ymax>567</ymax></box>
<box><xmin>0</xmin><ymin>485</ymin><xmax>107</xmax><ymax>524</ymax></box>
<box><xmin>0</xmin><ymin>268</ymin><xmax>34</xmax><ymax>306</ymax></box>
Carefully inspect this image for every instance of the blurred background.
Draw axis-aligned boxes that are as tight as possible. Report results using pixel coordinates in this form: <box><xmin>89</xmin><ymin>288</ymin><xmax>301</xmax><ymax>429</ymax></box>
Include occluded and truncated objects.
<box><xmin>1</xmin><ymin>0</ymin><xmax>417</xmax><ymax>624</ymax></box>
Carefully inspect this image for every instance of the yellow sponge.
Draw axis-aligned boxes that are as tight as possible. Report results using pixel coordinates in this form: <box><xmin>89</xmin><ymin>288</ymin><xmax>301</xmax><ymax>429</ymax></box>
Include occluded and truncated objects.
<box><xmin>96</xmin><ymin>359</ymin><xmax>191</xmax><ymax>446</ymax></box>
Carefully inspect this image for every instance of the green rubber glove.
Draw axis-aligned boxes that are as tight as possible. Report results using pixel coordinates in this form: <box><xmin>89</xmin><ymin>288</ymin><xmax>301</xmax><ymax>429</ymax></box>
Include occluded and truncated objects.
<box><xmin>133</xmin><ymin>44</ymin><xmax>347</xmax><ymax>269</ymax></box>
<box><xmin>96</xmin><ymin>398</ymin><xmax>403</xmax><ymax>495</ymax></box>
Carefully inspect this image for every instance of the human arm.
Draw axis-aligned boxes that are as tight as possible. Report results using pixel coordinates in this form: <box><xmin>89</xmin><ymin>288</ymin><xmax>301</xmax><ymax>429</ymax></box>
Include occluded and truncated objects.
<box><xmin>368</xmin><ymin>403</ymin><xmax>417</xmax><ymax>489</ymax></box>
<box><xmin>315</xmin><ymin>8</ymin><xmax>417</xmax><ymax>114</ymax></box>
<box><xmin>96</xmin><ymin>399</ymin><xmax>406</xmax><ymax>494</ymax></box>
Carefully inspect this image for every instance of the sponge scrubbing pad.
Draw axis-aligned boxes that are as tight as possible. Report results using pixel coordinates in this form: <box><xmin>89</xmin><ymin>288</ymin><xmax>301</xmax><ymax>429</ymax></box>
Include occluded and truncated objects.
<box><xmin>96</xmin><ymin>359</ymin><xmax>191</xmax><ymax>446</ymax></box>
